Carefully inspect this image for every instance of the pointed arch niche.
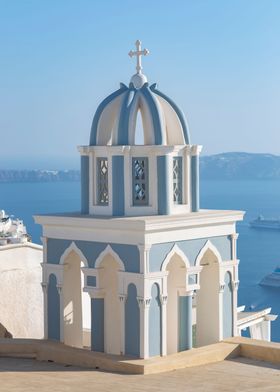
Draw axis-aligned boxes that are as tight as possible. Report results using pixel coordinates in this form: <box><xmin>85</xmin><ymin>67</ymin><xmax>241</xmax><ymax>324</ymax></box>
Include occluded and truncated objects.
<box><xmin>95</xmin><ymin>246</ymin><xmax>124</xmax><ymax>355</ymax></box>
<box><xmin>134</xmin><ymin>109</ymin><xmax>145</xmax><ymax>145</ymax></box>
<box><xmin>162</xmin><ymin>244</ymin><xmax>191</xmax><ymax>354</ymax></box>
<box><xmin>195</xmin><ymin>241</ymin><xmax>222</xmax><ymax>347</ymax></box>
<box><xmin>60</xmin><ymin>242</ymin><xmax>90</xmax><ymax>348</ymax></box>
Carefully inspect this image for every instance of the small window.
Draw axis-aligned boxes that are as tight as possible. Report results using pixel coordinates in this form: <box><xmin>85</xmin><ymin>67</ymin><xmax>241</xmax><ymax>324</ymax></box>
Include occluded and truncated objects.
<box><xmin>97</xmin><ymin>158</ymin><xmax>109</xmax><ymax>205</ymax></box>
<box><xmin>188</xmin><ymin>274</ymin><xmax>197</xmax><ymax>285</ymax></box>
<box><xmin>173</xmin><ymin>157</ymin><xmax>183</xmax><ymax>204</ymax></box>
<box><xmin>132</xmin><ymin>157</ymin><xmax>149</xmax><ymax>206</ymax></box>
<box><xmin>87</xmin><ymin>276</ymin><xmax>96</xmax><ymax>287</ymax></box>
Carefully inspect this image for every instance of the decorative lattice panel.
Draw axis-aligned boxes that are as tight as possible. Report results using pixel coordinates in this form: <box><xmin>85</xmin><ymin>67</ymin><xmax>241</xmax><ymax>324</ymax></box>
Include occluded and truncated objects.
<box><xmin>97</xmin><ymin>158</ymin><xmax>109</xmax><ymax>205</ymax></box>
<box><xmin>173</xmin><ymin>157</ymin><xmax>183</xmax><ymax>204</ymax></box>
<box><xmin>132</xmin><ymin>158</ymin><xmax>149</xmax><ymax>205</ymax></box>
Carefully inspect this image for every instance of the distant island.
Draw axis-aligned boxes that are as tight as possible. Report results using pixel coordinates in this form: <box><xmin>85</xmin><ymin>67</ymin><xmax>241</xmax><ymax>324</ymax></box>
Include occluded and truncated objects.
<box><xmin>1</xmin><ymin>153</ymin><xmax>280</xmax><ymax>182</ymax></box>
<box><xmin>200</xmin><ymin>152</ymin><xmax>280</xmax><ymax>180</ymax></box>
<box><xmin>0</xmin><ymin>170</ymin><xmax>80</xmax><ymax>183</ymax></box>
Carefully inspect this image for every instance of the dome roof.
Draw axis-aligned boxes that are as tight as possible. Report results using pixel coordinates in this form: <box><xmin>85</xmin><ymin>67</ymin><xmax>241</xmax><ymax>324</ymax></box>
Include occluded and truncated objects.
<box><xmin>89</xmin><ymin>81</ymin><xmax>190</xmax><ymax>146</ymax></box>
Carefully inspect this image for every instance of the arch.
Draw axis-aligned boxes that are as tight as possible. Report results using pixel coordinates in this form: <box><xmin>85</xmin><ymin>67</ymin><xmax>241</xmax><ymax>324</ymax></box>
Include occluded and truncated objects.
<box><xmin>90</xmin><ymin>84</ymin><xmax>128</xmax><ymax>146</ymax></box>
<box><xmin>59</xmin><ymin>242</ymin><xmax>88</xmax><ymax>267</ymax></box>
<box><xmin>97</xmin><ymin>250</ymin><xmax>122</xmax><ymax>354</ymax></box>
<box><xmin>47</xmin><ymin>274</ymin><xmax>60</xmax><ymax>341</ymax></box>
<box><xmin>150</xmin><ymin>83</ymin><xmax>190</xmax><ymax>144</ymax></box>
<box><xmin>62</xmin><ymin>250</ymin><xmax>83</xmax><ymax>348</ymax></box>
<box><xmin>125</xmin><ymin>283</ymin><xmax>140</xmax><ymax>357</ymax></box>
<box><xmin>164</xmin><ymin>247</ymin><xmax>190</xmax><ymax>354</ymax></box>
<box><xmin>95</xmin><ymin>245</ymin><xmax>125</xmax><ymax>271</ymax></box>
<box><xmin>149</xmin><ymin>283</ymin><xmax>161</xmax><ymax>357</ymax></box>
<box><xmin>195</xmin><ymin>240</ymin><xmax>223</xmax><ymax>267</ymax></box>
<box><xmin>161</xmin><ymin>244</ymin><xmax>190</xmax><ymax>272</ymax></box>
<box><xmin>134</xmin><ymin>109</ymin><xmax>145</xmax><ymax>145</ymax></box>
<box><xmin>195</xmin><ymin>244</ymin><xmax>221</xmax><ymax>347</ymax></box>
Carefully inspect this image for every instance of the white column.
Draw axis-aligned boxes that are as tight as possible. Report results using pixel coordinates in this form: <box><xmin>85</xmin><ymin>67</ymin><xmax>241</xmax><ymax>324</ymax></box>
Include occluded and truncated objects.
<box><xmin>119</xmin><ymin>294</ymin><xmax>126</xmax><ymax>355</ymax></box>
<box><xmin>137</xmin><ymin>297</ymin><xmax>151</xmax><ymax>359</ymax></box>
<box><xmin>231</xmin><ymin>233</ymin><xmax>239</xmax><ymax>260</ymax></box>
<box><xmin>41</xmin><ymin>282</ymin><xmax>48</xmax><ymax>339</ymax></box>
<box><xmin>219</xmin><ymin>283</ymin><xmax>225</xmax><ymax>340</ymax></box>
<box><xmin>57</xmin><ymin>284</ymin><xmax>64</xmax><ymax>343</ymax></box>
<box><xmin>41</xmin><ymin>236</ymin><xmax>48</xmax><ymax>263</ymax></box>
<box><xmin>138</xmin><ymin>244</ymin><xmax>152</xmax><ymax>274</ymax></box>
<box><xmin>231</xmin><ymin>280</ymin><xmax>239</xmax><ymax>336</ymax></box>
<box><xmin>160</xmin><ymin>295</ymin><xmax>168</xmax><ymax>356</ymax></box>
<box><xmin>261</xmin><ymin>320</ymin><xmax>271</xmax><ymax>341</ymax></box>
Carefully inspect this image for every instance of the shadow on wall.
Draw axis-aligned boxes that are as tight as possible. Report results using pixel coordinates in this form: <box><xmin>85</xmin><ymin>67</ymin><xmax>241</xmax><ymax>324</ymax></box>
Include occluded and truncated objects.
<box><xmin>0</xmin><ymin>323</ymin><xmax>12</xmax><ymax>338</ymax></box>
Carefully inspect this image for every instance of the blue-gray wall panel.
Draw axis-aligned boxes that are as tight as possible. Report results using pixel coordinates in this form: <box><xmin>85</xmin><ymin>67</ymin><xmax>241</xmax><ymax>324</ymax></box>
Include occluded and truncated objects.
<box><xmin>87</xmin><ymin>276</ymin><xmax>96</xmax><ymax>287</ymax></box>
<box><xmin>47</xmin><ymin>274</ymin><xmax>60</xmax><ymax>341</ymax></box>
<box><xmin>149</xmin><ymin>236</ymin><xmax>232</xmax><ymax>272</ymax></box>
<box><xmin>47</xmin><ymin>239</ymin><xmax>140</xmax><ymax>273</ymax></box>
<box><xmin>157</xmin><ymin>156</ymin><xmax>170</xmax><ymax>215</ymax></box>
<box><xmin>191</xmin><ymin>155</ymin><xmax>199</xmax><ymax>212</ymax></box>
<box><xmin>125</xmin><ymin>284</ymin><xmax>140</xmax><ymax>357</ymax></box>
<box><xmin>178</xmin><ymin>296</ymin><xmax>192</xmax><ymax>351</ymax></box>
<box><xmin>91</xmin><ymin>298</ymin><xmax>104</xmax><ymax>352</ymax></box>
<box><xmin>149</xmin><ymin>283</ymin><xmax>161</xmax><ymax>357</ymax></box>
<box><xmin>81</xmin><ymin>156</ymin><xmax>89</xmax><ymax>214</ymax></box>
<box><xmin>112</xmin><ymin>156</ymin><xmax>125</xmax><ymax>216</ymax></box>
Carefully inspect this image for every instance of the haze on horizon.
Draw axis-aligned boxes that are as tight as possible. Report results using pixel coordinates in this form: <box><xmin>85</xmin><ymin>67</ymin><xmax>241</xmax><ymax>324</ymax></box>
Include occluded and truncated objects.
<box><xmin>0</xmin><ymin>0</ymin><xmax>279</xmax><ymax>169</ymax></box>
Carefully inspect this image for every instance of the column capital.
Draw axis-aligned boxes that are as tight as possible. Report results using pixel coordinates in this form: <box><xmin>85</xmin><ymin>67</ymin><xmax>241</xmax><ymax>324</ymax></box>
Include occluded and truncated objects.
<box><xmin>56</xmin><ymin>284</ymin><xmax>63</xmax><ymax>295</ymax></box>
<box><xmin>137</xmin><ymin>297</ymin><xmax>151</xmax><ymax>308</ymax></box>
<box><xmin>137</xmin><ymin>243</ymin><xmax>152</xmax><ymax>252</ymax></box>
<box><xmin>178</xmin><ymin>288</ymin><xmax>194</xmax><ymax>297</ymax></box>
<box><xmin>231</xmin><ymin>281</ymin><xmax>239</xmax><ymax>291</ymax></box>
<box><xmin>41</xmin><ymin>282</ymin><xmax>48</xmax><ymax>292</ymax></box>
<box><xmin>160</xmin><ymin>294</ymin><xmax>168</xmax><ymax>305</ymax></box>
<box><xmin>219</xmin><ymin>284</ymin><xmax>225</xmax><ymax>293</ymax></box>
<box><xmin>86</xmin><ymin>288</ymin><xmax>105</xmax><ymax>299</ymax></box>
<box><xmin>119</xmin><ymin>294</ymin><xmax>127</xmax><ymax>302</ymax></box>
<box><xmin>231</xmin><ymin>233</ymin><xmax>239</xmax><ymax>240</ymax></box>
<box><xmin>190</xmin><ymin>145</ymin><xmax>203</xmax><ymax>156</ymax></box>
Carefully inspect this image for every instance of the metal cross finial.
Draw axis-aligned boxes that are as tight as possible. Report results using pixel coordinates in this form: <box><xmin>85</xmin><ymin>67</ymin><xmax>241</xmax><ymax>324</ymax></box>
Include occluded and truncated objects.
<box><xmin>128</xmin><ymin>40</ymin><xmax>149</xmax><ymax>74</ymax></box>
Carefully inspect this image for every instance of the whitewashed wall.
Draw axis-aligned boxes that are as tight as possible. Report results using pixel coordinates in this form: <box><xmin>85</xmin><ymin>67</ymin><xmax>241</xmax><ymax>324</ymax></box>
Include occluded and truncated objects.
<box><xmin>0</xmin><ymin>243</ymin><xmax>43</xmax><ymax>338</ymax></box>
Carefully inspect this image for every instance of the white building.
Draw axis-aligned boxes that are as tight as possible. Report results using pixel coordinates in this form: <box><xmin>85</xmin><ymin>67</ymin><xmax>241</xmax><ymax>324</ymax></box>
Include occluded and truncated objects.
<box><xmin>0</xmin><ymin>242</ymin><xmax>43</xmax><ymax>338</ymax></box>
<box><xmin>35</xmin><ymin>40</ymin><xmax>276</xmax><ymax>358</ymax></box>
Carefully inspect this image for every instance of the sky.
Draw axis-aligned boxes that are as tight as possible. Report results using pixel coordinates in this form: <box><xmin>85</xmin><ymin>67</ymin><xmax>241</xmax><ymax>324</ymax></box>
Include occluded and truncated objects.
<box><xmin>0</xmin><ymin>0</ymin><xmax>279</xmax><ymax>169</ymax></box>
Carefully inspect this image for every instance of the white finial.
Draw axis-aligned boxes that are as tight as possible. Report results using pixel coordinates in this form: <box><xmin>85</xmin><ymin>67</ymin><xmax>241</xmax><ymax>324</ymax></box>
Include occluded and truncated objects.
<box><xmin>128</xmin><ymin>40</ymin><xmax>149</xmax><ymax>74</ymax></box>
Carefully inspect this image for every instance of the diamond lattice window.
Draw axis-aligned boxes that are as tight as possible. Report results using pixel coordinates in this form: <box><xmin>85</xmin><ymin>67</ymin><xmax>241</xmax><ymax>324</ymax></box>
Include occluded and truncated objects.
<box><xmin>173</xmin><ymin>157</ymin><xmax>183</xmax><ymax>204</ymax></box>
<box><xmin>132</xmin><ymin>158</ymin><xmax>149</xmax><ymax>206</ymax></box>
<box><xmin>97</xmin><ymin>158</ymin><xmax>109</xmax><ymax>205</ymax></box>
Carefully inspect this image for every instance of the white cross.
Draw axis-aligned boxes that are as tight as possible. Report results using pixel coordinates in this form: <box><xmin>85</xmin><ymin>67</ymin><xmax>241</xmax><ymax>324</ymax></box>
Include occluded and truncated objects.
<box><xmin>128</xmin><ymin>40</ymin><xmax>149</xmax><ymax>74</ymax></box>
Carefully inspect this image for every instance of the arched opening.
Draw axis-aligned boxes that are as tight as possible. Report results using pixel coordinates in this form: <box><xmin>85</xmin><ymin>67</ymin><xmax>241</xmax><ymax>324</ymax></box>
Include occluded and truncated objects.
<box><xmin>62</xmin><ymin>250</ymin><xmax>88</xmax><ymax>348</ymax></box>
<box><xmin>223</xmin><ymin>271</ymin><xmax>233</xmax><ymax>338</ymax></box>
<box><xmin>98</xmin><ymin>254</ymin><xmax>121</xmax><ymax>355</ymax></box>
<box><xmin>134</xmin><ymin>109</ymin><xmax>145</xmax><ymax>145</ymax></box>
<box><xmin>125</xmin><ymin>283</ymin><xmax>140</xmax><ymax>357</ymax></box>
<box><xmin>47</xmin><ymin>274</ymin><xmax>60</xmax><ymax>341</ymax></box>
<box><xmin>81</xmin><ymin>271</ymin><xmax>91</xmax><ymax>348</ymax></box>
<box><xmin>165</xmin><ymin>254</ymin><xmax>189</xmax><ymax>354</ymax></box>
<box><xmin>149</xmin><ymin>283</ymin><xmax>161</xmax><ymax>357</ymax></box>
<box><xmin>195</xmin><ymin>248</ymin><xmax>220</xmax><ymax>347</ymax></box>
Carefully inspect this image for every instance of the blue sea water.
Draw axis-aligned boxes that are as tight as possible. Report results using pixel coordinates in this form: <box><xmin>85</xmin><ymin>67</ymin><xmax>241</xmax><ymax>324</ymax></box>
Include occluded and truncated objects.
<box><xmin>1</xmin><ymin>179</ymin><xmax>280</xmax><ymax>341</ymax></box>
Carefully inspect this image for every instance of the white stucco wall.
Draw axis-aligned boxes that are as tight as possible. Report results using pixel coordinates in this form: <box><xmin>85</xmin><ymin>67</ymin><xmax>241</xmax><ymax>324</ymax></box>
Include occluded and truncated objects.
<box><xmin>0</xmin><ymin>243</ymin><xmax>43</xmax><ymax>338</ymax></box>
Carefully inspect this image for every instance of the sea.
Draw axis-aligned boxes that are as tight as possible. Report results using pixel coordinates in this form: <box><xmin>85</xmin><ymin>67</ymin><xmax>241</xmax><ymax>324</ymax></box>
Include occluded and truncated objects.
<box><xmin>1</xmin><ymin>179</ymin><xmax>280</xmax><ymax>341</ymax></box>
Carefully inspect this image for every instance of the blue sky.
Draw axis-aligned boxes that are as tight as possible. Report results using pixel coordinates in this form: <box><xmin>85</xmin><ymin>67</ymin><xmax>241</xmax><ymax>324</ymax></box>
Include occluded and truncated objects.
<box><xmin>0</xmin><ymin>0</ymin><xmax>279</xmax><ymax>169</ymax></box>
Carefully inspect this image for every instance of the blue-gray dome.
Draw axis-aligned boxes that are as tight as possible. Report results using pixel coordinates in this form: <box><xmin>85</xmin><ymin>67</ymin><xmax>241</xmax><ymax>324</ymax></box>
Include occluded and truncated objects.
<box><xmin>90</xmin><ymin>82</ymin><xmax>190</xmax><ymax>146</ymax></box>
